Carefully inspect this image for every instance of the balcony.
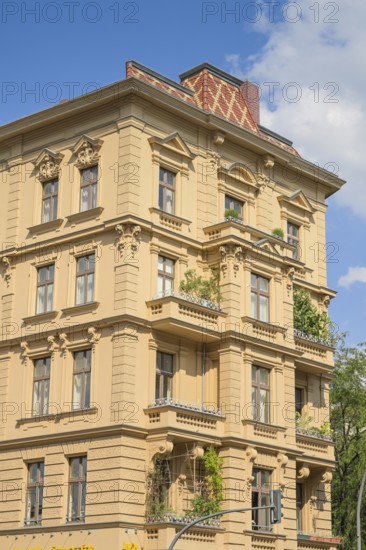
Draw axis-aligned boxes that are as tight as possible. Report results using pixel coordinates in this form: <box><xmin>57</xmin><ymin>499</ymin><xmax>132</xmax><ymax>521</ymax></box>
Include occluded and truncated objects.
<box><xmin>146</xmin><ymin>512</ymin><xmax>221</xmax><ymax>529</ymax></box>
<box><xmin>296</xmin><ymin>427</ymin><xmax>334</xmax><ymax>457</ymax></box>
<box><xmin>146</xmin><ymin>290</ymin><xmax>226</xmax><ymax>342</ymax></box>
<box><xmin>298</xmin><ymin>532</ymin><xmax>341</xmax><ymax>547</ymax></box>
<box><xmin>293</xmin><ymin>329</ymin><xmax>334</xmax><ymax>363</ymax></box>
<box><xmin>145</xmin><ymin>399</ymin><xmax>224</xmax><ymax>440</ymax></box>
<box><xmin>241</xmin><ymin>316</ymin><xmax>287</xmax><ymax>346</ymax></box>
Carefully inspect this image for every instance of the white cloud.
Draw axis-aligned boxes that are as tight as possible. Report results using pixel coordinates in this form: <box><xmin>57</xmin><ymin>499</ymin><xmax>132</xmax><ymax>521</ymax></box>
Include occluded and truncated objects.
<box><xmin>225</xmin><ymin>0</ymin><xmax>366</xmax><ymax>217</ymax></box>
<box><xmin>338</xmin><ymin>267</ymin><xmax>366</xmax><ymax>288</ymax></box>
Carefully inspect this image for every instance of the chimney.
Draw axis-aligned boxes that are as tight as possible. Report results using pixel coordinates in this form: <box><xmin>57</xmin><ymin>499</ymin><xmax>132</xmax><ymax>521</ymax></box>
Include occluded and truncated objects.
<box><xmin>240</xmin><ymin>80</ymin><xmax>260</xmax><ymax>125</ymax></box>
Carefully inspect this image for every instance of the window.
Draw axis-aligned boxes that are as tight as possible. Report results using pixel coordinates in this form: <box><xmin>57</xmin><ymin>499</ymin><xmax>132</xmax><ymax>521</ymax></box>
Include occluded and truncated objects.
<box><xmin>76</xmin><ymin>254</ymin><xmax>95</xmax><ymax>305</ymax></box>
<box><xmin>80</xmin><ymin>166</ymin><xmax>98</xmax><ymax>211</ymax></box>
<box><xmin>25</xmin><ymin>462</ymin><xmax>44</xmax><ymax>525</ymax></box>
<box><xmin>36</xmin><ymin>264</ymin><xmax>54</xmax><ymax>314</ymax></box>
<box><xmin>252</xmin><ymin>468</ymin><xmax>271</xmax><ymax>531</ymax></box>
<box><xmin>252</xmin><ymin>365</ymin><xmax>270</xmax><ymax>423</ymax></box>
<box><xmin>159</xmin><ymin>167</ymin><xmax>175</xmax><ymax>214</ymax></box>
<box><xmin>32</xmin><ymin>357</ymin><xmax>51</xmax><ymax>416</ymax></box>
<box><xmin>225</xmin><ymin>195</ymin><xmax>244</xmax><ymax>220</ymax></box>
<box><xmin>287</xmin><ymin>222</ymin><xmax>300</xmax><ymax>259</ymax></box>
<box><xmin>68</xmin><ymin>456</ymin><xmax>87</xmax><ymax>521</ymax></box>
<box><xmin>251</xmin><ymin>273</ymin><xmax>269</xmax><ymax>322</ymax></box>
<box><xmin>42</xmin><ymin>179</ymin><xmax>58</xmax><ymax>222</ymax></box>
<box><xmin>158</xmin><ymin>256</ymin><xmax>174</xmax><ymax>296</ymax></box>
<box><xmin>155</xmin><ymin>352</ymin><xmax>173</xmax><ymax>401</ymax></box>
<box><xmin>296</xmin><ymin>483</ymin><xmax>304</xmax><ymax>531</ymax></box>
<box><xmin>295</xmin><ymin>387</ymin><xmax>304</xmax><ymax>417</ymax></box>
<box><xmin>73</xmin><ymin>349</ymin><xmax>91</xmax><ymax>410</ymax></box>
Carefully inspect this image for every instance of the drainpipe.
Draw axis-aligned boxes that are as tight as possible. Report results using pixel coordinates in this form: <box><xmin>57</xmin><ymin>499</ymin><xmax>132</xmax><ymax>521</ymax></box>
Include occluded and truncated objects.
<box><xmin>202</xmin><ymin>344</ymin><xmax>206</xmax><ymax>411</ymax></box>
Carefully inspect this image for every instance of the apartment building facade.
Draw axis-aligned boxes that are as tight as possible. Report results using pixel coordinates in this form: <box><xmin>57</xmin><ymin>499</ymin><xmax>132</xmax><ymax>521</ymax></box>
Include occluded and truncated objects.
<box><xmin>0</xmin><ymin>60</ymin><xmax>343</xmax><ymax>550</ymax></box>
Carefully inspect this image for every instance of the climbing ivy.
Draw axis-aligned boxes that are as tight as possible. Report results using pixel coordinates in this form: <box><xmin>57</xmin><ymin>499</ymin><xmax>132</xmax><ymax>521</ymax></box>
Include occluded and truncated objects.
<box><xmin>190</xmin><ymin>447</ymin><xmax>224</xmax><ymax>516</ymax></box>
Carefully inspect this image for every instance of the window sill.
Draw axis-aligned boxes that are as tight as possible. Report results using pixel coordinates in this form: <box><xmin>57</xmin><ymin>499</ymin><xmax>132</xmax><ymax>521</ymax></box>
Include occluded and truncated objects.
<box><xmin>66</xmin><ymin>206</ymin><xmax>104</xmax><ymax>224</ymax></box>
<box><xmin>66</xmin><ymin>517</ymin><xmax>85</xmax><ymax>523</ymax></box>
<box><xmin>17</xmin><ymin>406</ymin><xmax>99</xmax><ymax>425</ymax></box>
<box><xmin>241</xmin><ymin>316</ymin><xmax>287</xmax><ymax>335</ymax></box>
<box><xmin>27</xmin><ymin>218</ymin><xmax>63</xmax><ymax>234</ymax></box>
<box><xmin>61</xmin><ymin>302</ymin><xmax>99</xmax><ymax>316</ymax></box>
<box><xmin>22</xmin><ymin>310</ymin><xmax>58</xmax><ymax>326</ymax></box>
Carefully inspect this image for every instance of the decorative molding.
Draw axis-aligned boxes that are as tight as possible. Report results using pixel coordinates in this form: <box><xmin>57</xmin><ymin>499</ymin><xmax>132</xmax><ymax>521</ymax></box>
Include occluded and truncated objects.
<box><xmin>47</xmin><ymin>335</ymin><xmax>58</xmax><ymax>355</ymax></box>
<box><xmin>219</xmin><ymin>244</ymin><xmax>244</xmax><ymax>278</ymax></box>
<box><xmin>34</xmin><ymin>148</ymin><xmax>63</xmax><ymax>182</ymax></box>
<box><xmin>115</xmin><ymin>223</ymin><xmax>141</xmax><ymax>260</ymax></box>
<box><xmin>297</xmin><ymin>465</ymin><xmax>310</xmax><ymax>480</ymax></box>
<box><xmin>148</xmin><ymin>132</ymin><xmax>195</xmax><ymax>161</ymax></box>
<box><xmin>20</xmin><ymin>341</ymin><xmax>29</xmax><ymax>364</ymax></box>
<box><xmin>321</xmin><ymin>470</ymin><xmax>333</xmax><ymax>484</ymax></box>
<box><xmin>245</xmin><ymin>445</ymin><xmax>257</xmax><ymax>487</ymax></box>
<box><xmin>1</xmin><ymin>256</ymin><xmax>12</xmax><ymax>287</ymax></box>
<box><xmin>72</xmin><ymin>135</ymin><xmax>103</xmax><ymax>168</ymax></box>
<box><xmin>286</xmin><ymin>266</ymin><xmax>295</xmax><ymax>294</ymax></box>
<box><xmin>87</xmin><ymin>326</ymin><xmax>101</xmax><ymax>347</ymax></box>
<box><xmin>320</xmin><ymin>294</ymin><xmax>330</xmax><ymax>309</ymax></box>
<box><xmin>213</xmin><ymin>131</ymin><xmax>225</xmax><ymax>145</ymax></box>
<box><xmin>276</xmin><ymin>452</ymin><xmax>288</xmax><ymax>488</ymax></box>
<box><xmin>189</xmin><ymin>445</ymin><xmax>205</xmax><ymax>460</ymax></box>
<box><xmin>59</xmin><ymin>332</ymin><xmax>69</xmax><ymax>357</ymax></box>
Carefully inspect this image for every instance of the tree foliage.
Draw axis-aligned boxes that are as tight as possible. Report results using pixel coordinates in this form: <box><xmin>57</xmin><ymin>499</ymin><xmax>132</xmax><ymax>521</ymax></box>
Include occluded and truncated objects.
<box><xmin>293</xmin><ymin>288</ymin><xmax>331</xmax><ymax>341</ymax></box>
<box><xmin>179</xmin><ymin>268</ymin><xmax>221</xmax><ymax>303</ymax></box>
<box><xmin>331</xmin><ymin>339</ymin><xmax>366</xmax><ymax>548</ymax></box>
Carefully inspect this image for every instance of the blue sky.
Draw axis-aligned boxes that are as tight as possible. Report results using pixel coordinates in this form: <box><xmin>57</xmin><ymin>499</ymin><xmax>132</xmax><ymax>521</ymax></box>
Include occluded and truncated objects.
<box><xmin>1</xmin><ymin>0</ymin><xmax>365</xmax><ymax>345</ymax></box>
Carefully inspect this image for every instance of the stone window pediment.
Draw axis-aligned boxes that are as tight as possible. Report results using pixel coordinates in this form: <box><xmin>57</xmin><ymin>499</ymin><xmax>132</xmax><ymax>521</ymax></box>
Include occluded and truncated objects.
<box><xmin>278</xmin><ymin>190</ymin><xmax>315</xmax><ymax>216</ymax></box>
<box><xmin>149</xmin><ymin>132</ymin><xmax>195</xmax><ymax>163</ymax></box>
<box><xmin>34</xmin><ymin>148</ymin><xmax>64</xmax><ymax>182</ymax></box>
<box><xmin>71</xmin><ymin>134</ymin><xmax>103</xmax><ymax>169</ymax></box>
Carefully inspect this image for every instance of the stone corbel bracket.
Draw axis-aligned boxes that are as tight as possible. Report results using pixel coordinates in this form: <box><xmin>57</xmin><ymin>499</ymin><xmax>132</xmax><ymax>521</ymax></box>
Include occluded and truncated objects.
<box><xmin>115</xmin><ymin>223</ymin><xmax>141</xmax><ymax>260</ymax></box>
<box><xmin>20</xmin><ymin>341</ymin><xmax>29</xmax><ymax>365</ymax></box>
<box><xmin>276</xmin><ymin>452</ymin><xmax>288</xmax><ymax>488</ymax></box>
<box><xmin>189</xmin><ymin>445</ymin><xmax>204</xmax><ymax>460</ymax></box>
<box><xmin>87</xmin><ymin>326</ymin><xmax>101</xmax><ymax>348</ymax></box>
<box><xmin>34</xmin><ymin>148</ymin><xmax>64</xmax><ymax>182</ymax></box>
<box><xmin>147</xmin><ymin>439</ymin><xmax>174</xmax><ymax>473</ymax></box>
<box><xmin>245</xmin><ymin>445</ymin><xmax>257</xmax><ymax>488</ymax></box>
<box><xmin>72</xmin><ymin>135</ymin><xmax>103</xmax><ymax>168</ymax></box>
<box><xmin>219</xmin><ymin>244</ymin><xmax>244</xmax><ymax>278</ymax></box>
<box><xmin>47</xmin><ymin>335</ymin><xmax>59</xmax><ymax>355</ymax></box>
<box><xmin>1</xmin><ymin>256</ymin><xmax>12</xmax><ymax>287</ymax></box>
<box><xmin>58</xmin><ymin>332</ymin><xmax>69</xmax><ymax>357</ymax></box>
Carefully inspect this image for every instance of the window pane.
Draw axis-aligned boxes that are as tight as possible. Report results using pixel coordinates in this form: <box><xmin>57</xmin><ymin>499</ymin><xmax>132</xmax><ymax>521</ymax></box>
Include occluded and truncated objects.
<box><xmin>42</xmin><ymin>198</ymin><xmax>51</xmax><ymax>223</ymax></box>
<box><xmin>165</xmin><ymin>277</ymin><xmax>173</xmax><ymax>293</ymax></box>
<box><xmin>260</xmin><ymin>368</ymin><xmax>269</xmax><ymax>385</ymax></box>
<box><xmin>38</xmin><ymin>267</ymin><xmax>47</xmax><ymax>283</ymax></box>
<box><xmin>163</xmin><ymin>354</ymin><xmax>173</xmax><ymax>373</ymax></box>
<box><xmin>76</xmin><ymin>276</ymin><xmax>85</xmax><ymax>305</ymax></box>
<box><xmin>86</xmin><ymin>273</ymin><xmax>94</xmax><ymax>302</ymax></box>
<box><xmin>70</xmin><ymin>458</ymin><xmax>80</xmax><ymax>478</ymax></box>
<box><xmin>163</xmin><ymin>375</ymin><xmax>171</xmax><ymax>398</ymax></box>
<box><xmin>92</xmin><ymin>183</ymin><xmax>97</xmax><ymax>208</ymax></box>
<box><xmin>259</xmin><ymin>277</ymin><xmax>268</xmax><ymax>292</ymax></box>
<box><xmin>27</xmin><ymin>488</ymin><xmax>36</xmax><ymax>520</ymax></box>
<box><xmin>155</xmin><ymin>374</ymin><xmax>160</xmax><ymax>399</ymax></box>
<box><xmin>157</xmin><ymin>274</ymin><xmax>164</xmax><ymax>295</ymax></box>
<box><xmin>74</xmin><ymin>351</ymin><xmax>84</xmax><ymax>371</ymax></box>
<box><xmin>77</xmin><ymin>257</ymin><xmax>86</xmax><ymax>272</ymax></box>
<box><xmin>43</xmin><ymin>379</ymin><xmax>50</xmax><ymax>414</ymax></box>
<box><xmin>252</xmin><ymin>366</ymin><xmax>257</xmax><ymax>382</ymax></box>
<box><xmin>73</xmin><ymin>374</ymin><xmax>82</xmax><ymax>409</ymax></box>
<box><xmin>84</xmin><ymin>372</ymin><xmax>91</xmax><ymax>408</ymax></box>
<box><xmin>80</xmin><ymin>187</ymin><xmax>89</xmax><ymax>211</ymax></box>
<box><xmin>251</xmin><ymin>292</ymin><xmax>256</xmax><ymax>318</ymax></box>
<box><xmin>259</xmin><ymin>296</ymin><xmax>268</xmax><ymax>322</ymax></box>
<box><xmin>29</xmin><ymin>463</ymin><xmax>38</xmax><ymax>483</ymax></box>
<box><xmin>165</xmin><ymin>189</ymin><xmax>174</xmax><ymax>213</ymax></box>
<box><xmin>33</xmin><ymin>381</ymin><xmax>41</xmax><ymax>415</ymax></box>
<box><xmin>47</xmin><ymin>283</ymin><xmax>54</xmax><ymax>311</ymax></box>
<box><xmin>165</xmin><ymin>259</ymin><xmax>174</xmax><ymax>274</ymax></box>
<box><xmin>69</xmin><ymin>482</ymin><xmax>79</xmax><ymax>517</ymax></box>
<box><xmin>251</xmin><ymin>274</ymin><xmax>256</xmax><ymax>287</ymax></box>
<box><xmin>159</xmin><ymin>184</ymin><xmax>164</xmax><ymax>209</ymax></box>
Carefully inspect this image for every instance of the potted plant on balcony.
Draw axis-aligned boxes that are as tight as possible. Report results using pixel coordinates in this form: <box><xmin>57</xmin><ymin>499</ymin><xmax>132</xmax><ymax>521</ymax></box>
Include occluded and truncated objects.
<box><xmin>179</xmin><ymin>267</ymin><xmax>222</xmax><ymax>309</ymax></box>
<box><xmin>224</xmin><ymin>208</ymin><xmax>239</xmax><ymax>221</ymax></box>
<box><xmin>272</xmin><ymin>227</ymin><xmax>284</xmax><ymax>239</ymax></box>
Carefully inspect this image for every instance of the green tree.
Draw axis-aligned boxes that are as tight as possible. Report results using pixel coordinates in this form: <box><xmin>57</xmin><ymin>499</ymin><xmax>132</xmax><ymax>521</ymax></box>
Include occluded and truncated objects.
<box><xmin>179</xmin><ymin>268</ymin><xmax>221</xmax><ymax>303</ymax></box>
<box><xmin>293</xmin><ymin>288</ymin><xmax>331</xmax><ymax>341</ymax></box>
<box><xmin>331</xmin><ymin>339</ymin><xmax>366</xmax><ymax>549</ymax></box>
<box><xmin>190</xmin><ymin>447</ymin><xmax>223</xmax><ymax>516</ymax></box>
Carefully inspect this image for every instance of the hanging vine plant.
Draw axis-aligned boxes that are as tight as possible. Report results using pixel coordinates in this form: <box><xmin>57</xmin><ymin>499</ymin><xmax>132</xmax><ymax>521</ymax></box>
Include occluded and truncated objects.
<box><xmin>190</xmin><ymin>447</ymin><xmax>224</xmax><ymax>516</ymax></box>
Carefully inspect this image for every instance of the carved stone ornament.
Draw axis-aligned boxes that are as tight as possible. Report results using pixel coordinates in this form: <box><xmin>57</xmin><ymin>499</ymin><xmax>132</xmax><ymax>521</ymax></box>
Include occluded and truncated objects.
<box><xmin>47</xmin><ymin>335</ymin><xmax>58</xmax><ymax>354</ymax></box>
<box><xmin>321</xmin><ymin>470</ymin><xmax>333</xmax><ymax>484</ymax></box>
<box><xmin>34</xmin><ymin>149</ymin><xmax>64</xmax><ymax>182</ymax></box>
<box><xmin>286</xmin><ymin>266</ymin><xmax>295</xmax><ymax>294</ymax></box>
<box><xmin>245</xmin><ymin>445</ymin><xmax>257</xmax><ymax>486</ymax></box>
<box><xmin>59</xmin><ymin>332</ymin><xmax>69</xmax><ymax>356</ymax></box>
<box><xmin>72</xmin><ymin>135</ymin><xmax>103</xmax><ymax>168</ymax></box>
<box><xmin>87</xmin><ymin>326</ymin><xmax>101</xmax><ymax>347</ymax></box>
<box><xmin>1</xmin><ymin>256</ymin><xmax>12</xmax><ymax>287</ymax></box>
<box><xmin>156</xmin><ymin>440</ymin><xmax>174</xmax><ymax>457</ymax></box>
<box><xmin>20</xmin><ymin>341</ymin><xmax>29</xmax><ymax>363</ymax></box>
<box><xmin>115</xmin><ymin>223</ymin><xmax>141</xmax><ymax>258</ymax></box>
<box><xmin>320</xmin><ymin>294</ymin><xmax>330</xmax><ymax>309</ymax></box>
<box><xmin>277</xmin><ymin>452</ymin><xmax>288</xmax><ymax>488</ymax></box>
<box><xmin>190</xmin><ymin>445</ymin><xmax>205</xmax><ymax>460</ymax></box>
<box><xmin>219</xmin><ymin>245</ymin><xmax>244</xmax><ymax>278</ymax></box>
<box><xmin>297</xmin><ymin>465</ymin><xmax>310</xmax><ymax>480</ymax></box>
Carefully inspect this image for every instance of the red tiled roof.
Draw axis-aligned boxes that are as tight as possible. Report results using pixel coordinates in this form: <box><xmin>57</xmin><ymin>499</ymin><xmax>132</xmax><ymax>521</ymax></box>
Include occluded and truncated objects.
<box><xmin>125</xmin><ymin>61</ymin><xmax>299</xmax><ymax>156</ymax></box>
